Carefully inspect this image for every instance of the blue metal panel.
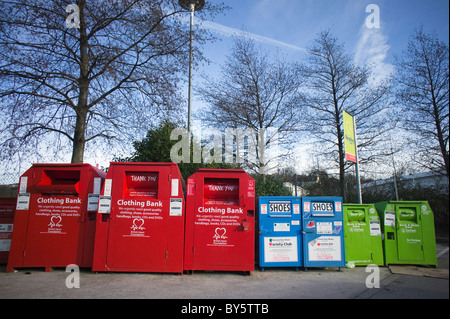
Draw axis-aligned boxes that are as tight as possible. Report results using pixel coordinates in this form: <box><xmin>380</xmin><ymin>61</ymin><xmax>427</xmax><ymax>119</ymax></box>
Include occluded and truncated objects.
<box><xmin>302</xmin><ymin>197</ymin><xmax>345</xmax><ymax>269</ymax></box>
<box><xmin>258</xmin><ymin>197</ymin><xmax>302</xmax><ymax>270</ymax></box>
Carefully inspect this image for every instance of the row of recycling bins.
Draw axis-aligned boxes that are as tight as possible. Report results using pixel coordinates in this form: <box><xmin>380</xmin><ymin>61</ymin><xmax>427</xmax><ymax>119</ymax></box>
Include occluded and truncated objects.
<box><xmin>2</xmin><ymin>163</ymin><xmax>438</xmax><ymax>274</ymax></box>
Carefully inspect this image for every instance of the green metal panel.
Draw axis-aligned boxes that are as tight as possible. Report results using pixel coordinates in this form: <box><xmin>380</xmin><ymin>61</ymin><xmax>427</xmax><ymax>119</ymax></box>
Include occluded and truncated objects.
<box><xmin>343</xmin><ymin>204</ymin><xmax>384</xmax><ymax>266</ymax></box>
<box><xmin>396</xmin><ymin>206</ymin><xmax>424</xmax><ymax>261</ymax></box>
<box><xmin>375</xmin><ymin>201</ymin><xmax>437</xmax><ymax>267</ymax></box>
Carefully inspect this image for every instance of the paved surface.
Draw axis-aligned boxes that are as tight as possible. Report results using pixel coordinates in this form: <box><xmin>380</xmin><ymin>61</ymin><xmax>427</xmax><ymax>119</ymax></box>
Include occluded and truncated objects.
<box><xmin>0</xmin><ymin>243</ymin><xmax>448</xmax><ymax>300</ymax></box>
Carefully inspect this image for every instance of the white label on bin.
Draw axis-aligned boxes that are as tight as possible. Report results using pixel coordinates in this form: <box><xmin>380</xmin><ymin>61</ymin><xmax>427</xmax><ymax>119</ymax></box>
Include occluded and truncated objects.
<box><xmin>264</xmin><ymin>237</ymin><xmax>298</xmax><ymax>263</ymax></box>
<box><xmin>274</xmin><ymin>223</ymin><xmax>290</xmax><ymax>232</ymax></box>
<box><xmin>370</xmin><ymin>220</ymin><xmax>381</xmax><ymax>236</ymax></box>
<box><xmin>293</xmin><ymin>204</ymin><xmax>300</xmax><ymax>214</ymax></box>
<box><xmin>0</xmin><ymin>239</ymin><xmax>11</xmax><ymax>252</ymax></box>
<box><xmin>312</xmin><ymin>202</ymin><xmax>333</xmax><ymax>212</ymax></box>
<box><xmin>171</xmin><ymin>179</ymin><xmax>179</xmax><ymax>197</ymax></box>
<box><xmin>19</xmin><ymin>176</ymin><xmax>28</xmax><ymax>194</ymax></box>
<box><xmin>93</xmin><ymin>177</ymin><xmax>101</xmax><ymax>195</ymax></box>
<box><xmin>308</xmin><ymin>236</ymin><xmax>341</xmax><ymax>261</ymax></box>
<box><xmin>317</xmin><ymin>222</ymin><xmax>333</xmax><ymax>234</ymax></box>
<box><xmin>384</xmin><ymin>211</ymin><xmax>395</xmax><ymax>227</ymax></box>
<box><xmin>104</xmin><ymin>179</ymin><xmax>112</xmax><ymax>196</ymax></box>
<box><xmin>87</xmin><ymin>194</ymin><xmax>100</xmax><ymax>211</ymax></box>
<box><xmin>170</xmin><ymin>198</ymin><xmax>183</xmax><ymax>216</ymax></box>
<box><xmin>0</xmin><ymin>224</ymin><xmax>13</xmax><ymax>232</ymax></box>
<box><xmin>98</xmin><ymin>196</ymin><xmax>112</xmax><ymax>214</ymax></box>
<box><xmin>269</xmin><ymin>201</ymin><xmax>291</xmax><ymax>213</ymax></box>
<box><xmin>16</xmin><ymin>193</ymin><xmax>30</xmax><ymax>210</ymax></box>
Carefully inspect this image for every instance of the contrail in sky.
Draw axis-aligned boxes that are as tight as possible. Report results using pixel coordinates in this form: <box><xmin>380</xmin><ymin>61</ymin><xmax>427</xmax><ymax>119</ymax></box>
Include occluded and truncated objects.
<box><xmin>200</xmin><ymin>19</ymin><xmax>306</xmax><ymax>53</ymax></box>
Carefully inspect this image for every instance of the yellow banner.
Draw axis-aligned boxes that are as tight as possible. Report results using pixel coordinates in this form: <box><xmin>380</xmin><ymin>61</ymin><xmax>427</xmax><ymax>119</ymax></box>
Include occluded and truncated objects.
<box><xmin>343</xmin><ymin>111</ymin><xmax>357</xmax><ymax>162</ymax></box>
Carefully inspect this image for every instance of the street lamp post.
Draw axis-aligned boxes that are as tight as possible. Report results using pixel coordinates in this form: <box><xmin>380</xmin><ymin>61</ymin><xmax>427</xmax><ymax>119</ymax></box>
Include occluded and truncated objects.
<box><xmin>178</xmin><ymin>0</ymin><xmax>205</xmax><ymax>134</ymax></box>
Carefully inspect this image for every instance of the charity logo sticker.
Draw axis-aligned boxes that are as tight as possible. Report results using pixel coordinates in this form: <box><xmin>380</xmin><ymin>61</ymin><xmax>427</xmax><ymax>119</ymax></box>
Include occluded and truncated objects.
<box><xmin>208</xmin><ymin>227</ymin><xmax>233</xmax><ymax>247</ymax></box>
<box><xmin>214</xmin><ymin>227</ymin><xmax>227</xmax><ymax>240</ymax></box>
<box><xmin>49</xmin><ymin>216</ymin><xmax>63</xmax><ymax>228</ymax></box>
<box><xmin>41</xmin><ymin>215</ymin><xmax>66</xmax><ymax>235</ymax></box>
<box><xmin>124</xmin><ymin>218</ymin><xmax>149</xmax><ymax>238</ymax></box>
<box><xmin>131</xmin><ymin>218</ymin><xmax>146</xmax><ymax>231</ymax></box>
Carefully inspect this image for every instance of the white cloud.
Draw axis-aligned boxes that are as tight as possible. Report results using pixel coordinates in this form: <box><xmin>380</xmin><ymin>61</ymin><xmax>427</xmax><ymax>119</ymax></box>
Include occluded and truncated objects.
<box><xmin>200</xmin><ymin>19</ymin><xmax>306</xmax><ymax>53</ymax></box>
<box><xmin>354</xmin><ymin>25</ymin><xmax>395</xmax><ymax>85</ymax></box>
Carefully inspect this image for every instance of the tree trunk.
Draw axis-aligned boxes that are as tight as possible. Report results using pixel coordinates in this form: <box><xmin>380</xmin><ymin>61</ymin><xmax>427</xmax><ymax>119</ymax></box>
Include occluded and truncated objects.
<box><xmin>71</xmin><ymin>110</ymin><xmax>87</xmax><ymax>163</ymax></box>
<box><xmin>71</xmin><ymin>0</ymin><xmax>89</xmax><ymax>164</ymax></box>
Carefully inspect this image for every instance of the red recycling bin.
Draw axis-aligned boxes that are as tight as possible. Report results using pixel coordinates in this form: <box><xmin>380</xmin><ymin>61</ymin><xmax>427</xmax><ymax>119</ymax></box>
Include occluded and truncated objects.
<box><xmin>92</xmin><ymin>163</ymin><xmax>186</xmax><ymax>273</ymax></box>
<box><xmin>6</xmin><ymin>164</ymin><xmax>106</xmax><ymax>272</ymax></box>
<box><xmin>184</xmin><ymin>169</ymin><xmax>255</xmax><ymax>273</ymax></box>
<box><xmin>0</xmin><ymin>198</ymin><xmax>16</xmax><ymax>264</ymax></box>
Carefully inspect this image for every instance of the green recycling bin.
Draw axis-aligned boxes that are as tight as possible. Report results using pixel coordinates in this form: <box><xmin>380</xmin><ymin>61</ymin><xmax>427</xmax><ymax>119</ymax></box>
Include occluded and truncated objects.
<box><xmin>343</xmin><ymin>204</ymin><xmax>384</xmax><ymax>266</ymax></box>
<box><xmin>375</xmin><ymin>201</ymin><xmax>437</xmax><ymax>267</ymax></box>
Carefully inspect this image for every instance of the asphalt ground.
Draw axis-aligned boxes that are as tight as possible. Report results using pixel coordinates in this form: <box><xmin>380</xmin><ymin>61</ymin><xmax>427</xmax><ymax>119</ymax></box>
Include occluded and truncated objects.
<box><xmin>0</xmin><ymin>243</ymin><xmax>447</xmax><ymax>302</ymax></box>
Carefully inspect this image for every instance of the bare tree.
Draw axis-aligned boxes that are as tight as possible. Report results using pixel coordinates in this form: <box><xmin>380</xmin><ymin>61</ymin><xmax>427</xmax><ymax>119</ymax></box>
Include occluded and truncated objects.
<box><xmin>301</xmin><ymin>30</ymin><xmax>391</xmax><ymax>201</ymax></box>
<box><xmin>0</xmin><ymin>0</ymin><xmax>226</xmax><ymax>163</ymax></box>
<box><xmin>197</xmin><ymin>35</ymin><xmax>305</xmax><ymax>175</ymax></box>
<box><xmin>394</xmin><ymin>26</ymin><xmax>449</xmax><ymax>178</ymax></box>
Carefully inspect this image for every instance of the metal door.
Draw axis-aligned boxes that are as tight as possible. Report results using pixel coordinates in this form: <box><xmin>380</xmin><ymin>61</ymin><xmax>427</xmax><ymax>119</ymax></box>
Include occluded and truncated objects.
<box><xmin>22</xmin><ymin>168</ymin><xmax>84</xmax><ymax>268</ymax></box>
<box><xmin>105</xmin><ymin>168</ymin><xmax>170</xmax><ymax>270</ymax></box>
<box><xmin>396</xmin><ymin>205</ymin><xmax>424</xmax><ymax>262</ymax></box>
<box><xmin>344</xmin><ymin>207</ymin><xmax>371</xmax><ymax>264</ymax></box>
<box><xmin>302</xmin><ymin>197</ymin><xmax>345</xmax><ymax>268</ymax></box>
<box><xmin>259</xmin><ymin>197</ymin><xmax>302</xmax><ymax>269</ymax></box>
<box><xmin>191</xmin><ymin>177</ymin><xmax>253</xmax><ymax>269</ymax></box>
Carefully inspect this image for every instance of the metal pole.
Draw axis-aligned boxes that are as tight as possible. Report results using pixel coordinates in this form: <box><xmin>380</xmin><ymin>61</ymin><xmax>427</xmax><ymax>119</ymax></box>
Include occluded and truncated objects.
<box><xmin>353</xmin><ymin>116</ymin><xmax>363</xmax><ymax>204</ymax></box>
<box><xmin>179</xmin><ymin>0</ymin><xmax>205</xmax><ymax>148</ymax></box>
<box><xmin>187</xmin><ymin>3</ymin><xmax>194</xmax><ymax>134</ymax></box>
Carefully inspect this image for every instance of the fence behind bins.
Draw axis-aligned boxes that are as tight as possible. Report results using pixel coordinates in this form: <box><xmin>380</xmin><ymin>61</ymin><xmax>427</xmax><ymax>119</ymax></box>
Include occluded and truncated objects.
<box><xmin>0</xmin><ymin>175</ymin><xmax>18</xmax><ymax>197</ymax></box>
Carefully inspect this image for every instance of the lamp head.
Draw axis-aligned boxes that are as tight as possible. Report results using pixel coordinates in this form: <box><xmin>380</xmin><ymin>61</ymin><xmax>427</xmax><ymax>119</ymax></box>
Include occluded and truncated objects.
<box><xmin>178</xmin><ymin>0</ymin><xmax>206</xmax><ymax>11</ymax></box>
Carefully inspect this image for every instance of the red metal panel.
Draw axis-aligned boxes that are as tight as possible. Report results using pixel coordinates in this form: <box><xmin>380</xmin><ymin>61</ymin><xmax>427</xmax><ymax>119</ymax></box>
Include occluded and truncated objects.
<box><xmin>0</xmin><ymin>198</ymin><xmax>16</xmax><ymax>264</ymax></box>
<box><xmin>6</xmin><ymin>164</ymin><xmax>105</xmax><ymax>272</ymax></box>
<box><xmin>92</xmin><ymin>163</ymin><xmax>185</xmax><ymax>273</ymax></box>
<box><xmin>184</xmin><ymin>169</ymin><xmax>255</xmax><ymax>272</ymax></box>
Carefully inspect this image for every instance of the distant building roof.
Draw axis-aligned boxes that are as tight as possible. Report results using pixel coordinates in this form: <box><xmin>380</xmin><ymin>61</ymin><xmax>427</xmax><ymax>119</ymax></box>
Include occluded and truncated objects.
<box><xmin>362</xmin><ymin>170</ymin><xmax>448</xmax><ymax>193</ymax></box>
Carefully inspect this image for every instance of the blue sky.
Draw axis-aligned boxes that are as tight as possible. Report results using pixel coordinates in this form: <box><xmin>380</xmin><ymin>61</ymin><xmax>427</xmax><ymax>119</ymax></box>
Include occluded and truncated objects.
<box><xmin>199</xmin><ymin>0</ymin><xmax>448</xmax><ymax>62</ymax></box>
<box><xmin>192</xmin><ymin>0</ymin><xmax>448</xmax><ymax>87</ymax></box>
<box><xmin>185</xmin><ymin>0</ymin><xmax>449</xmax><ymax>175</ymax></box>
<box><xmin>188</xmin><ymin>0</ymin><xmax>448</xmax><ymax>113</ymax></box>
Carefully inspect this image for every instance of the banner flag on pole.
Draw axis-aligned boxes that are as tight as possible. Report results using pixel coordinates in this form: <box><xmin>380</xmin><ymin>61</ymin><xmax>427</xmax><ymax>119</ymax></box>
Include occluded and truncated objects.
<box><xmin>343</xmin><ymin>111</ymin><xmax>357</xmax><ymax>163</ymax></box>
